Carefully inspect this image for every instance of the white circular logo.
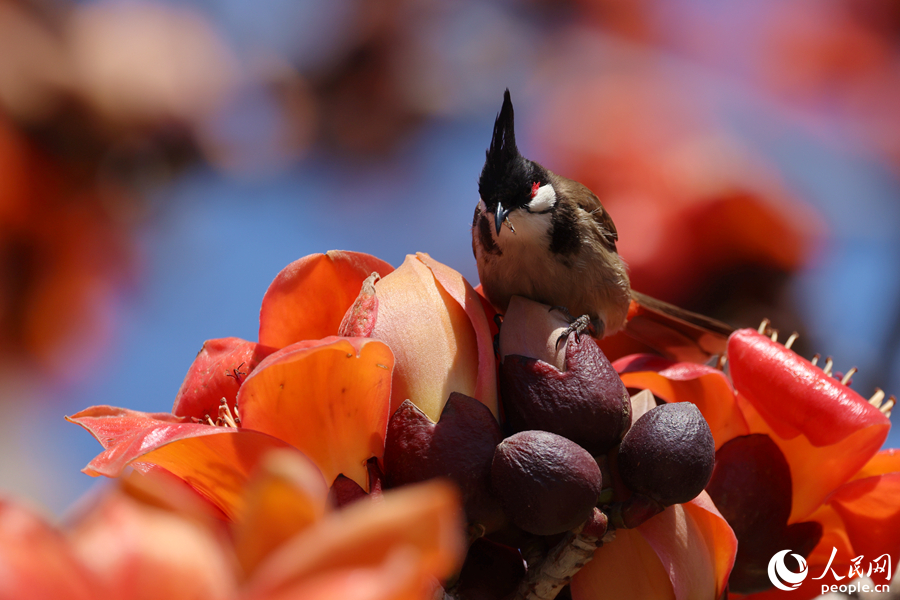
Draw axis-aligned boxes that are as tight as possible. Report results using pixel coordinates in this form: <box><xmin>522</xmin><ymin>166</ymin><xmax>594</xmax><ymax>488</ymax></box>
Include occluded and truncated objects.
<box><xmin>768</xmin><ymin>550</ymin><xmax>809</xmax><ymax>591</ymax></box>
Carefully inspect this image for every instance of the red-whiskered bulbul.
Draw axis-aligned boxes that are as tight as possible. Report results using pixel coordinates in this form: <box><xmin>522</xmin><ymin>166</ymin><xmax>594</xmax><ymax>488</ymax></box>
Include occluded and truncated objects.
<box><xmin>472</xmin><ymin>90</ymin><xmax>733</xmax><ymax>362</ymax></box>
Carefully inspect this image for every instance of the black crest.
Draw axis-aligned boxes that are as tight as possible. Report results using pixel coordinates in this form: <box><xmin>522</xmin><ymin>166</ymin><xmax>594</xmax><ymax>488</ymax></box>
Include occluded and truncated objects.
<box><xmin>478</xmin><ymin>90</ymin><xmax>545</xmax><ymax>211</ymax></box>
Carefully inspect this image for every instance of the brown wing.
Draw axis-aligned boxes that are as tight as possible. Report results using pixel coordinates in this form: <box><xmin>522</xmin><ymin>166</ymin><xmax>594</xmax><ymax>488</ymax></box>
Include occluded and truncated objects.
<box><xmin>550</xmin><ymin>173</ymin><xmax>618</xmax><ymax>252</ymax></box>
<box><xmin>626</xmin><ymin>290</ymin><xmax>734</xmax><ymax>362</ymax></box>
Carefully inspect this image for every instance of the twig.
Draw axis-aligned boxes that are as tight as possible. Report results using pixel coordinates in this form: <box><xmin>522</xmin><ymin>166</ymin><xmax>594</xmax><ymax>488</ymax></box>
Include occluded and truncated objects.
<box><xmin>513</xmin><ymin>510</ymin><xmax>609</xmax><ymax>600</ymax></box>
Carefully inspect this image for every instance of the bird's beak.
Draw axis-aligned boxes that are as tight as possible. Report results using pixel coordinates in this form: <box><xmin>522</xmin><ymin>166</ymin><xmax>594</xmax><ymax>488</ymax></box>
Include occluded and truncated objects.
<box><xmin>495</xmin><ymin>202</ymin><xmax>511</xmax><ymax>236</ymax></box>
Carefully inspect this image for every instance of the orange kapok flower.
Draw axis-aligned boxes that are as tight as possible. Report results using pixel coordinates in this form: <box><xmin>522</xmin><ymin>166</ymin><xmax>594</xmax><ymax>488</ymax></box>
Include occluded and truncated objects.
<box><xmin>0</xmin><ymin>452</ymin><xmax>465</xmax><ymax>600</ymax></box>
<box><xmin>69</xmin><ymin>248</ymin><xmax>496</xmax><ymax>520</ymax></box>
<box><xmin>69</xmin><ymin>335</ymin><xmax>394</xmax><ymax>518</ymax></box>
<box><xmin>615</xmin><ymin>328</ymin><xmax>898</xmax><ymax>597</ymax></box>
<box><xmin>259</xmin><ymin>251</ymin><xmax>497</xmax><ymax>422</ymax></box>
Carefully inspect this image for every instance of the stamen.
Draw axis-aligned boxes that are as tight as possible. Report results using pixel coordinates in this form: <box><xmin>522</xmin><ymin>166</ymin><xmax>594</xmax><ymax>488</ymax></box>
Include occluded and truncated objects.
<box><xmin>716</xmin><ymin>354</ymin><xmax>727</xmax><ymax>370</ymax></box>
<box><xmin>840</xmin><ymin>367</ymin><xmax>857</xmax><ymax>386</ymax></box>
<box><xmin>881</xmin><ymin>396</ymin><xmax>895</xmax><ymax>417</ymax></box>
<box><xmin>758</xmin><ymin>318</ymin><xmax>770</xmax><ymax>334</ymax></box>
<box><xmin>784</xmin><ymin>332</ymin><xmax>799</xmax><ymax>349</ymax></box>
<box><xmin>233</xmin><ymin>402</ymin><xmax>241</xmax><ymax>425</ymax></box>
<box><xmin>811</xmin><ymin>354</ymin><xmax>820</xmax><ymax>366</ymax></box>
<box><xmin>218</xmin><ymin>398</ymin><xmax>239</xmax><ymax>428</ymax></box>
<box><xmin>770</xmin><ymin>330</ymin><xmax>779</xmax><ymax>342</ymax></box>
<box><xmin>204</xmin><ymin>414</ymin><xmax>215</xmax><ymax>427</ymax></box>
<box><xmin>823</xmin><ymin>357</ymin><xmax>834</xmax><ymax>377</ymax></box>
<box><xmin>869</xmin><ymin>388</ymin><xmax>885</xmax><ymax>408</ymax></box>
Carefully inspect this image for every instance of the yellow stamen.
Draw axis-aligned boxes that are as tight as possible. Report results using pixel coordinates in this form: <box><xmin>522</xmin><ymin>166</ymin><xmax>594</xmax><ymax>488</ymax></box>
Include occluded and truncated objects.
<box><xmin>881</xmin><ymin>396</ymin><xmax>895</xmax><ymax>418</ymax></box>
<box><xmin>716</xmin><ymin>354</ymin><xmax>727</xmax><ymax>370</ymax></box>
<box><xmin>840</xmin><ymin>367</ymin><xmax>857</xmax><ymax>386</ymax></box>
<box><xmin>785</xmin><ymin>332</ymin><xmax>799</xmax><ymax>349</ymax></box>
<box><xmin>811</xmin><ymin>354</ymin><xmax>820</xmax><ymax>367</ymax></box>
<box><xmin>205</xmin><ymin>414</ymin><xmax>215</xmax><ymax>427</ymax></box>
<box><xmin>218</xmin><ymin>398</ymin><xmax>239</xmax><ymax>429</ymax></box>
<box><xmin>823</xmin><ymin>357</ymin><xmax>833</xmax><ymax>377</ymax></box>
<box><xmin>869</xmin><ymin>388</ymin><xmax>885</xmax><ymax>408</ymax></box>
<box><xmin>758</xmin><ymin>318</ymin><xmax>770</xmax><ymax>334</ymax></box>
<box><xmin>770</xmin><ymin>330</ymin><xmax>779</xmax><ymax>342</ymax></box>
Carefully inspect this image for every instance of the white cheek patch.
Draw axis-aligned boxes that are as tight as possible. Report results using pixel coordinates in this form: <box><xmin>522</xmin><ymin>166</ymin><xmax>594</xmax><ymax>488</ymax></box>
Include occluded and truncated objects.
<box><xmin>527</xmin><ymin>184</ymin><xmax>556</xmax><ymax>213</ymax></box>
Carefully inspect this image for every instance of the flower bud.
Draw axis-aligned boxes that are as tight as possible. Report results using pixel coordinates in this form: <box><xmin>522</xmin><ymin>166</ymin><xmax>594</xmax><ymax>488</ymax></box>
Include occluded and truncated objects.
<box><xmin>498</xmin><ymin>296</ymin><xmax>631</xmax><ymax>455</ymax></box>
<box><xmin>491</xmin><ymin>430</ymin><xmax>603</xmax><ymax>536</ymax></box>
<box><xmin>616</xmin><ymin>402</ymin><xmax>714</xmax><ymax>506</ymax></box>
<box><xmin>384</xmin><ymin>393</ymin><xmax>504</xmax><ymax>530</ymax></box>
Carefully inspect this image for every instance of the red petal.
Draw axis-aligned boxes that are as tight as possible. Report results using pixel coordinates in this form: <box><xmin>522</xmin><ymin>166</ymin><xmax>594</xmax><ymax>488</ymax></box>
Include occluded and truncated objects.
<box><xmin>172</xmin><ymin>337</ymin><xmax>277</xmax><ymax>419</ymax></box>
<box><xmin>0</xmin><ymin>498</ymin><xmax>102</xmax><ymax>600</ymax></box>
<box><xmin>338</xmin><ymin>273</ymin><xmax>380</xmax><ymax>337</ymax></box>
<box><xmin>67</xmin><ymin>406</ymin><xmax>190</xmax><ymax>449</ymax></box>
<box><xmin>728</xmin><ymin>329</ymin><xmax>890</xmax><ymax>521</ymax></box>
<box><xmin>727</xmin><ymin>328</ymin><xmax>889</xmax><ymax>446</ymax></box>
<box><xmin>614</xmin><ymin>354</ymin><xmax>749</xmax><ymax>449</ymax></box>
<box><xmin>237</xmin><ymin>337</ymin><xmax>394</xmax><ymax>489</ymax></box>
<box><xmin>69</xmin><ymin>410</ymin><xmax>296</xmax><ymax>521</ymax></box>
<box><xmin>259</xmin><ymin>251</ymin><xmax>393</xmax><ymax>348</ymax></box>
<box><xmin>735</xmin><ymin>395</ymin><xmax>887</xmax><ymax>522</ymax></box>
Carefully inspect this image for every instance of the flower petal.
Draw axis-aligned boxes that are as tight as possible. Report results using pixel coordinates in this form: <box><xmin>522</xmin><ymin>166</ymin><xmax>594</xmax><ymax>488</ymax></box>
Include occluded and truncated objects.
<box><xmin>172</xmin><ymin>337</ymin><xmax>277</xmax><ymax>419</ymax></box>
<box><xmin>245</xmin><ymin>480</ymin><xmax>465</xmax><ymax>598</ymax></box>
<box><xmin>259</xmin><ymin>251</ymin><xmax>394</xmax><ymax>348</ymax></box>
<box><xmin>67</xmin><ymin>405</ymin><xmax>190</xmax><ymax>449</ymax></box>
<box><xmin>736</xmin><ymin>394</ymin><xmax>887</xmax><ymax>522</ymax></box>
<box><xmin>827</xmin><ymin>471</ymin><xmax>900</xmax><ymax>567</ymax></box>
<box><xmin>0</xmin><ymin>498</ymin><xmax>102</xmax><ymax>600</ymax></box>
<box><xmin>727</xmin><ymin>329</ymin><xmax>889</xmax><ymax>447</ymax></box>
<box><xmin>366</xmin><ymin>254</ymin><xmax>496</xmax><ymax>421</ymax></box>
<box><xmin>614</xmin><ymin>354</ymin><xmax>749</xmax><ymax>449</ymax></box>
<box><xmin>233</xmin><ymin>450</ymin><xmax>329</xmax><ymax>576</ymax></box>
<box><xmin>237</xmin><ymin>336</ymin><xmax>394</xmax><ymax>489</ymax></box>
<box><xmin>637</xmin><ymin>492</ymin><xmax>737</xmax><ymax>600</ymax></box>
<box><xmin>571</xmin><ymin>527</ymin><xmax>675</xmax><ymax>600</ymax></box>
<box><xmin>852</xmin><ymin>448</ymin><xmax>900</xmax><ymax>481</ymax></box>
<box><xmin>418</xmin><ymin>253</ymin><xmax>498</xmax><ymax>414</ymax></box>
<box><xmin>253</xmin><ymin>547</ymin><xmax>434</xmax><ymax>600</ymax></box>
<box><xmin>67</xmin><ymin>488</ymin><xmax>236</xmax><ymax>600</ymax></box>
<box><xmin>69</xmin><ymin>409</ymin><xmax>296</xmax><ymax>520</ymax></box>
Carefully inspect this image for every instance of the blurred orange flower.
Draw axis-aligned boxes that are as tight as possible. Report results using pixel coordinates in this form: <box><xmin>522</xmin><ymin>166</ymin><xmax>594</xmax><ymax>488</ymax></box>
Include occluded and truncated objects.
<box><xmin>0</xmin><ymin>455</ymin><xmax>463</xmax><ymax>600</ymax></box>
<box><xmin>615</xmin><ymin>328</ymin><xmax>898</xmax><ymax>597</ymax></box>
<box><xmin>531</xmin><ymin>64</ymin><xmax>825</xmax><ymax>314</ymax></box>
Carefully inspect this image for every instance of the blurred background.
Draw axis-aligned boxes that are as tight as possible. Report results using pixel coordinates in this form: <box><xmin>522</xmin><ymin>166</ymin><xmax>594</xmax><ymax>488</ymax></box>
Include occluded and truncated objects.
<box><xmin>2</xmin><ymin>0</ymin><xmax>899</xmax><ymax>516</ymax></box>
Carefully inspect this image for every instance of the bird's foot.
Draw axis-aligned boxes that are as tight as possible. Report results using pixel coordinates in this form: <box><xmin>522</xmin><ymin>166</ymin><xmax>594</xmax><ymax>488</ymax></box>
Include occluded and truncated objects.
<box><xmin>549</xmin><ymin>307</ymin><xmax>596</xmax><ymax>350</ymax></box>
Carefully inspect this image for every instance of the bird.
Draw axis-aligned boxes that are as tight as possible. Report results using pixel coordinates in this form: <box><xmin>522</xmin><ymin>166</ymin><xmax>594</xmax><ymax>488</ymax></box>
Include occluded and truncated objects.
<box><xmin>472</xmin><ymin>90</ymin><xmax>732</xmax><ymax>362</ymax></box>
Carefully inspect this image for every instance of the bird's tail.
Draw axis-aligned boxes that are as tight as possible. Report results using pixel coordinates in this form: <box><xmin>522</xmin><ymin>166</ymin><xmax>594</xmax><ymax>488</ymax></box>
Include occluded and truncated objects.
<box><xmin>624</xmin><ymin>290</ymin><xmax>734</xmax><ymax>364</ymax></box>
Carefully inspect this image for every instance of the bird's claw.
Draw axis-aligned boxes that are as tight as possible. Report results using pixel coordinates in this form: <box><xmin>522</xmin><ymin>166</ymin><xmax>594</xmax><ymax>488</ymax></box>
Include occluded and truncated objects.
<box><xmin>555</xmin><ymin>314</ymin><xmax>594</xmax><ymax>350</ymax></box>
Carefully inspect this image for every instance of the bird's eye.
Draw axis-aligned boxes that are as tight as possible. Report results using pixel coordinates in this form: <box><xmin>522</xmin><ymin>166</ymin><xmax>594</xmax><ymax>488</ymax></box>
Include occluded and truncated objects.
<box><xmin>530</xmin><ymin>182</ymin><xmax>539</xmax><ymax>198</ymax></box>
